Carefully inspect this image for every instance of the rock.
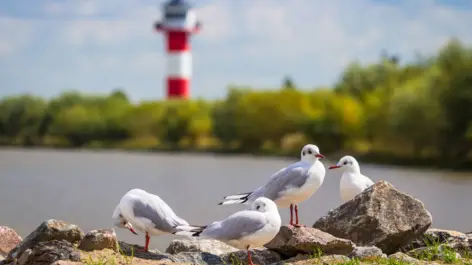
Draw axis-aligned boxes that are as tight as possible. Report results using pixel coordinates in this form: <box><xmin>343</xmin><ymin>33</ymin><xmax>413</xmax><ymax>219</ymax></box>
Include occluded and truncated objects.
<box><xmin>22</xmin><ymin>240</ymin><xmax>81</xmax><ymax>265</ymax></box>
<box><xmin>51</xmin><ymin>261</ymin><xmax>85</xmax><ymax>265</ymax></box>
<box><xmin>221</xmin><ymin>248</ymin><xmax>282</xmax><ymax>265</ymax></box>
<box><xmin>166</xmin><ymin>239</ymin><xmax>238</xmax><ymax>255</ymax></box>
<box><xmin>280</xmin><ymin>254</ymin><xmax>350</xmax><ymax>264</ymax></box>
<box><xmin>388</xmin><ymin>252</ymin><xmax>419</xmax><ymax>263</ymax></box>
<box><xmin>118</xmin><ymin>241</ymin><xmax>280</xmax><ymax>265</ymax></box>
<box><xmin>78</xmin><ymin>228</ymin><xmax>118</xmax><ymax>252</ymax></box>
<box><xmin>0</xmin><ymin>226</ymin><xmax>22</xmax><ymax>256</ymax></box>
<box><xmin>313</xmin><ymin>181</ymin><xmax>432</xmax><ymax>254</ymax></box>
<box><xmin>402</xmin><ymin>228</ymin><xmax>469</xmax><ymax>252</ymax></box>
<box><xmin>5</xmin><ymin>220</ymin><xmax>84</xmax><ymax>263</ymax></box>
<box><xmin>407</xmin><ymin>244</ymin><xmax>461</xmax><ymax>261</ymax></box>
<box><xmin>348</xmin><ymin>246</ymin><xmax>386</xmax><ymax>259</ymax></box>
<box><xmin>0</xmin><ymin>255</ymin><xmax>4</xmax><ymax>262</ymax></box>
<box><xmin>264</xmin><ymin>226</ymin><xmax>355</xmax><ymax>258</ymax></box>
<box><xmin>17</xmin><ymin>249</ymin><xmax>32</xmax><ymax>265</ymax></box>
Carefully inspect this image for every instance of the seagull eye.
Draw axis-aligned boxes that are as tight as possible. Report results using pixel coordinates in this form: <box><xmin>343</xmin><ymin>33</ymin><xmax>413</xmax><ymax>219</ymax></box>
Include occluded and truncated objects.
<box><xmin>302</xmin><ymin>151</ymin><xmax>306</xmax><ymax>156</ymax></box>
<box><xmin>307</xmin><ymin>150</ymin><xmax>312</xmax><ymax>155</ymax></box>
<box><xmin>344</xmin><ymin>161</ymin><xmax>348</xmax><ymax>165</ymax></box>
<box><xmin>256</xmin><ymin>205</ymin><xmax>261</xmax><ymax>210</ymax></box>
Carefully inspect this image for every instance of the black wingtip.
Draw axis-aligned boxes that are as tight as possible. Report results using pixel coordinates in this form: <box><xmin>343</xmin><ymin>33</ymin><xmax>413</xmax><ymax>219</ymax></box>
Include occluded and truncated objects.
<box><xmin>218</xmin><ymin>202</ymin><xmax>224</xmax><ymax>205</ymax></box>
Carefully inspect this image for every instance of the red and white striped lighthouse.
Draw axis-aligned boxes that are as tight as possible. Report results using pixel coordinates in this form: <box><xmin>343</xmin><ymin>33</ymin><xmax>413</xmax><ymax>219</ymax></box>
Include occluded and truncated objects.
<box><xmin>155</xmin><ymin>0</ymin><xmax>201</xmax><ymax>99</ymax></box>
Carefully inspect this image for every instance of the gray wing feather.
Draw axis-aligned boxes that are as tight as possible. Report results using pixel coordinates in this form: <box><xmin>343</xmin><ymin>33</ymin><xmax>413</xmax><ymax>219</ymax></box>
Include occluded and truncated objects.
<box><xmin>254</xmin><ymin>165</ymin><xmax>309</xmax><ymax>201</ymax></box>
<box><xmin>131</xmin><ymin>195</ymin><xmax>187</xmax><ymax>233</ymax></box>
<box><xmin>203</xmin><ymin>210</ymin><xmax>267</xmax><ymax>240</ymax></box>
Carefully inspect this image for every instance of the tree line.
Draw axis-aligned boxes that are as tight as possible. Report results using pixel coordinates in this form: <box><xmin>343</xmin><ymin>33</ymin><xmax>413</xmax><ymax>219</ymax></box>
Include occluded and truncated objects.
<box><xmin>1</xmin><ymin>39</ymin><xmax>472</xmax><ymax>169</ymax></box>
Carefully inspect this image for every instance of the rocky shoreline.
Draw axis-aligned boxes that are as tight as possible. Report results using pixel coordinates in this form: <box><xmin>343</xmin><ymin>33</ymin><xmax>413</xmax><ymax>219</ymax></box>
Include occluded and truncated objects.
<box><xmin>1</xmin><ymin>181</ymin><xmax>471</xmax><ymax>265</ymax></box>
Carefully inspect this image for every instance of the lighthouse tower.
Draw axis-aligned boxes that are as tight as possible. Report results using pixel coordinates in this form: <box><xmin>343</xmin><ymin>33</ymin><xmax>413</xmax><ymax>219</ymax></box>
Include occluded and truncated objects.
<box><xmin>155</xmin><ymin>0</ymin><xmax>201</xmax><ymax>99</ymax></box>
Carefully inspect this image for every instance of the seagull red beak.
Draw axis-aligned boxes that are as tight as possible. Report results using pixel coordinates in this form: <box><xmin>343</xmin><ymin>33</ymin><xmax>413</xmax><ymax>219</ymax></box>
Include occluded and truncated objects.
<box><xmin>125</xmin><ymin>223</ymin><xmax>138</xmax><ymax>235</ymax></box>
<box><xmin>128</xmin><ymin>227</ymin><xmax>138</xmax><ymax>235</ymax></box>
<box><xmin>329</xmin><ymin>165</ymin><xmax>341</xmax><ymax>169</ymax></box>
<box><xmin>315</xmin><ymin>154</ymin><xmax>325</xmax><ymax>159</ymax></box>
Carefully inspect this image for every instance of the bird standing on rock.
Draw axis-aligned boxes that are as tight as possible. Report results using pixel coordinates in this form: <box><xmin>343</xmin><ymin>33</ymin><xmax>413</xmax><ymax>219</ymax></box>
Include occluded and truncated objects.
<box><xmin>174</xmin><ymin>197</ymin><xmax>282</xmax><ymax>265</ymax></box>
<box><xmin>112</xmin><ymin>188</ymin><xmax>190</xmax><ymax>252</ymax></box>
<box><xmin>219</xmin><ymin>144</ymin><xmax>326</xmax><ymax>227</ymax></box>
<box><xmin>329</xmin><ymin>155</ymin><xmax>375</xmax><ymax>202</ymax></box>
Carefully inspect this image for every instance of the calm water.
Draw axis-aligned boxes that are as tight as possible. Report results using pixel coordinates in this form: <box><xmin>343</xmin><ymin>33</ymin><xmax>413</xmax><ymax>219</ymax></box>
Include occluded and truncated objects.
<box><xmin>1</xmin><ymin>148</ymin><xmax>472</xmax><ymax>251</ymax></box>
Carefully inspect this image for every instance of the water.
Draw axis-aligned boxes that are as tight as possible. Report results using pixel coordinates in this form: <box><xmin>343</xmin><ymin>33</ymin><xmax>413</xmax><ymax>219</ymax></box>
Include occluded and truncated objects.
<box><xmin>1</xmin><ymin>148</ymin><xmax>471</xmax><ymax>251</ymax></box>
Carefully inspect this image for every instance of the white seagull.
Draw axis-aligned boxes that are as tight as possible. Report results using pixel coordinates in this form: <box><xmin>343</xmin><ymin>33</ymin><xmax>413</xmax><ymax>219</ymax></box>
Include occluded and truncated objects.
<box><xmin>219</xmin><ymin>144</ymin><xmax>326</xmax><ymax>227</ymax></box>
<box><xmin>112</xmin><ymin>188</ymin><xmax>189</xmax><ymax>252</ymax></box>
<box><xmin>174</xmin><ymin>197</ymin><xmax>281</xmax><ymax>265</ymax></box>
<box><xmin>328</xmin><ymin>155</ymin><xmax>375</xmax><ymax>202</ymax></box>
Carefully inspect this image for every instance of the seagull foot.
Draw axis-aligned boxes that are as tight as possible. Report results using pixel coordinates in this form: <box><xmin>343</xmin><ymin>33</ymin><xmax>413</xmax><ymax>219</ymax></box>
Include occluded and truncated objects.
<box><xmin>290</xmin><ymin>223</ymin><xmax>306</xmax><ymax>228</ymax></box>
<box><xmin>135</xmin><ymin>248</ymin><xmax>148</xmax><ymax>253</ymax></box>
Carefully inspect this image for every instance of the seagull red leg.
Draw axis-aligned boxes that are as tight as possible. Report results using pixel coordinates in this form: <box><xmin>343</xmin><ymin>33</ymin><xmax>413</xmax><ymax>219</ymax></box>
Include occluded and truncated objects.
<box><xmin>247</xmin><ymin>246</ymin><xmax>255</xmax><ymax>265</ymax></box>
<box><xmin>293</xmin><ymin>205</ymin><xmax>305</xmax><ymax>228</ymax></box>
<box><xmin>289</xmin><ymin>204</ymin><xmax>295</xmax><ymax>226</ymax></box>
<box><xmin>136</xmin><ymin>233</ymin><xmax>151</xmax><ymax>252</ymax></box>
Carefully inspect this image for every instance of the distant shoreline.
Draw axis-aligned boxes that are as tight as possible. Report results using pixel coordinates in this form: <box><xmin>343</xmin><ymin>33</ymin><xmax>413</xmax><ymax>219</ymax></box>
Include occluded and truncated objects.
<box><xmin>1</xmin><ymin>144</ymin><xmax>472</xmax><ymax>172</ymax></box>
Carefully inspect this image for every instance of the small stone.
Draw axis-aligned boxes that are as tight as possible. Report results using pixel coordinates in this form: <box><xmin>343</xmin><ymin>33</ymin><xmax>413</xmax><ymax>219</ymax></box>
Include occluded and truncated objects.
<box><xmin>51</xmin><ymin>261</ymin><xmax>85</xmax><ymax>265</ymax></box>
<box><xmin>402</xmin><ymin>228</ymin><xmax>469</xmax><ymax>252</ymax></box>
<box><xmin>265</xmin><ymin>226</ymin><xmax>355</xmax><ymax>258</ymax></box>
<box><xmin>313</xmin><ymin>181</ymin><xmax>432</xmax><ymax>254</ymax></box>
<box><xmin>221</xmin><ymin>248</ymin><xmax>282</xmax><ymax>265</ymax></box>
<box><xmin>16</xmin><ymin>249</ymin><xmax>32</xmax><ymax>265</ymax></box>
<box><xmin>5</xmin><ymin>219</ymin><xmax>84</xmax><ymax>264</ymax></box>
<box><xmin>348</xmin><ymin>246</ymin><xmax>386</xmax><ymax>259</ymax></box>
<box><xmin>166</xmin><ymin>239</ymin><xmax>238</xmax><ymax>255</ymax></box>
<box><xmin>388</xmin><ymin>252</ymin><xmax>419</xmax><ymax>263</ymax></box>
<box><xmin>407</xmin><ymin>245</ymin><xmax>461</xmax><ymax>261</ymax></box>
<box><xmin>282</xmin><ymin>254</ymin><xmax>350</xmax><ymax>264</ymax></box>
<box><xmin>0</xmin><ymin>226</ymin><xmax>22</xmax><ymax>256</ymax></box>
<box><xmin>78</xmin><ymin>228</ymin><xmax>118</xmax><ymax>252</ymax></box>
<box><xmin>23</xmin><ymin>240</ymin><xmax>81</xmax><ymax>265</ymax></box>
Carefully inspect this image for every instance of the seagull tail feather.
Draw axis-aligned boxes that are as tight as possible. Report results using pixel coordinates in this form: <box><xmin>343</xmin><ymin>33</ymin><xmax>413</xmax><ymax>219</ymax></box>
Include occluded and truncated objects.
<box><xmin>219</xmin><ymin>192</ymin><xmax>252</xmax><ymax>205</ymax></box>
<box><xmin>173</xmin><ymin>225</ymin><xmax>207</xmax><ymax>237</ymax></box>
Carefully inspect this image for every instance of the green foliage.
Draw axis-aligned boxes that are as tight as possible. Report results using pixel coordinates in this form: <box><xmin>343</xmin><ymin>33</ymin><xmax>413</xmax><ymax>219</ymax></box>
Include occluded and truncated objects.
<box><xmin>1</xmin><ymin>38</ymin><xmax>472</xmax><ymax>168</ymax></box>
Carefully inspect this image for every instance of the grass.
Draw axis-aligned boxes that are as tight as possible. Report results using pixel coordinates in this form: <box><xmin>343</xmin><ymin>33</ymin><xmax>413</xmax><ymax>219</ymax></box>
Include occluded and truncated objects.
<box><xmin>83</xmin><ymin>242</ymin><xmax>134</xmax><ymax>265</ymax></box>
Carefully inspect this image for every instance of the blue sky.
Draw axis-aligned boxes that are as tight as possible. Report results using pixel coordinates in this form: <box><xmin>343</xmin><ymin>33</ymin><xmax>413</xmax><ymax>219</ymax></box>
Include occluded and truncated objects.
<box><xmin>0</xmin><ymin>0</ymin><xmax>471</xmax><ymax>102</ymax></box>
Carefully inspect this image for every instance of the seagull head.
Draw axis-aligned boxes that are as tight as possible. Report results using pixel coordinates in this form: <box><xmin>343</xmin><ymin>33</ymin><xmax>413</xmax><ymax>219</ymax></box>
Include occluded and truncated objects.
<box><xmin>114</xmin><ymin>212</ymin><xmax>139</xmax><ymax>235</ymax></box>
<box><xmin>300</xmin><ymin>144</ymin><xmax>325</xmax><ymax>164</ymax></box>
<box><xmin>252</xmin><ymin>197</ymin><xmax>278</xmax><ymax>213</ymax></box>
<box><xmin>329</xmin><ymin>155</ymin><xmax>360</xmax><ymax>173</ymax></box>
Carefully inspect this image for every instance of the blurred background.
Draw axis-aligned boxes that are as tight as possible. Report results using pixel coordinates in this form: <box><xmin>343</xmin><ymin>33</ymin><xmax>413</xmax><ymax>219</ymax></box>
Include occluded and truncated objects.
<box><xmin>1</xmin><ymin>0</ymin><xmax>472</xmax><ymax>251</ymax></box>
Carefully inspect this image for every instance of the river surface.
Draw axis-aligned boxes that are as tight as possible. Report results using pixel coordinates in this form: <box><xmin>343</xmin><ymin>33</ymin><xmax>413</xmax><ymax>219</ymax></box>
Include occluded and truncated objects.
<box><xmin>1</xmin><ymin>148</ymin><xmax>471</xmax><ymax>251</ymax></box>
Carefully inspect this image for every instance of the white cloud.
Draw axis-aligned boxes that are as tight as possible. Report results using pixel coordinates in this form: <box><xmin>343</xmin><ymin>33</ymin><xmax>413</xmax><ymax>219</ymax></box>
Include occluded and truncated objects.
<box><xmin>196</xmin><ymin>2</ymin><xmax>234</xmax><ymax>42</ymax></box>
<box><xmin>62</xmin><ymin>20</ymin><xmax>144</xmax><ymax>46</ymax></box>
<box><xmin>0</xmin><ymin>17</ymin><xmax>33</xmax><ymax>57</ymax></box>
<box><xmin>43</xmin><ymin>1</ymin><xmax>100</xmax><ymax>16</ymax></box>
<box><xmin>1</xmin><ymin>0</ymin><xmax>471</xmax><ymax>99</ymax></box>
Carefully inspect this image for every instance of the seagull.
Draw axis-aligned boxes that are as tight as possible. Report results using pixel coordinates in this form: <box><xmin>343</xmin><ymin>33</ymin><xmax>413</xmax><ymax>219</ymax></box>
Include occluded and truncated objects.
<box><xmin>174</xmin><ymin>197</ymin><xmax>281</xmax><ymax>265</ymax></box>
<box><xmin>112</xmin><ymin>188</ymin><xmax>190</xmax><ymax>252</ymax></box>
<box><xmin>328</xmin><ymin>155</ymin><xmax>375</xmax><ymax>202</ymax></box>
<box><xmin>219</xmin><ymin>144</ymin><xmax>326</xmax><ymax>227</ymax></box>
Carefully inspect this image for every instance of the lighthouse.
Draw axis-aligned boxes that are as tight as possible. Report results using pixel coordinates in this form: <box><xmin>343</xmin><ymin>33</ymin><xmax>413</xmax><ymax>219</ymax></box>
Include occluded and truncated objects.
<box><xmin>154</xmin><ymin>0</ymin><xmax>201</xmax><ymax>99</ymax></box>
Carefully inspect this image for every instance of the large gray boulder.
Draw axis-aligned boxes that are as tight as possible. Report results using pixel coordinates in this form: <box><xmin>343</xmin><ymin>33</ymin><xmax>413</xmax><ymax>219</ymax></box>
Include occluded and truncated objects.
<box><xmin>313</xmin><ymin>181</ymin><xmax>432</xmax><ymax>254</ymax></box>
